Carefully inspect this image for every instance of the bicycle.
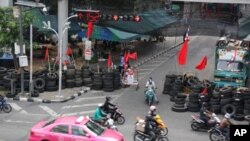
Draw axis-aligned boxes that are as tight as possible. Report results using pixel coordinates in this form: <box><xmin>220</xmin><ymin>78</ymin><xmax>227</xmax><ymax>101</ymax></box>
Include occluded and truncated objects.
<box><xmin>0</xmin><ymin>95</ymin><xmax>12</xmax><ymax>113</ymax></box>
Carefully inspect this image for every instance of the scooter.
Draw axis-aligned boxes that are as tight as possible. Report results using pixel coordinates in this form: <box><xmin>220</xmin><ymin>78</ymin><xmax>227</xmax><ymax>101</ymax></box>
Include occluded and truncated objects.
<box><xmin>191</xmin><ymin>113</ymin><xmax>220</xmax><ymax>132</ymax></box>
<box><xmin>106</xmin><ymin>105</ymin><xmax>125</xmax><ymax>125</ymax></box>
<box><xmin>144</xmin><ymin>87</ymin><xmax>157</xmax><ymax>106</ymax></box>
<box><xmin>133</xmin><ymin>130</ymin><xmax>169</xmax><ymax>141</ymax></box>
<box><xmin>208</xmin><ymin>125</ymin><xmax>229</xmax><ymax>141</ymax></box>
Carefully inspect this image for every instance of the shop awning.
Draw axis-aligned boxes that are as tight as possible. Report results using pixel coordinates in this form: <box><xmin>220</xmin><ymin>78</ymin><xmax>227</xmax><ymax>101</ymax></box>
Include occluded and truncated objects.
<box><xmin>77</xmin><ymin>25</ymin><xmax>142</xmax><ymax>42</ymax></box>
<box><xmin>98</xmin><ymin>10</ymin><xmax>177</xmax><ymax>34</ymax></box>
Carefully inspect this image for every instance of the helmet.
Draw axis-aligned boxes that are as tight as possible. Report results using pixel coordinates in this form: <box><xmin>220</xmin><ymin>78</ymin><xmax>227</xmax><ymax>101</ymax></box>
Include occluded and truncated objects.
<box><xmin>98</xmin><ymin>103</ymin><xmax>103</xmax><ymax>107</ymax></box>
<box><xmin>106</xmin><ymin>96</ymin><xmax>112</xmax><ymax>101</ymax></box>
<box><xmin>150</xmin><ymin>105</ymin><xmax>156</xmax><ymax>111</ymax></box>
<box><xmin>224</xmin><ymin>113</ymin><xmax>231</xmax><ymax>119</ymax></box>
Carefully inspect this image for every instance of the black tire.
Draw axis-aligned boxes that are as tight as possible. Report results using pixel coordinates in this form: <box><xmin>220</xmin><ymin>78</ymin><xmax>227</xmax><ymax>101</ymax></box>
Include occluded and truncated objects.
<box><xmin>160</xmin><ymin>127</ymin><xmax>168</xmax><ymax>136</ymax></box>
<box><xmin>221</xmin><ymin>104</ymin><xmax>236</xmax><ymax>115</ymax></box>
<box><xmin>0</xmin><ymin>67</ymin><xmax>7</xmax><ymax>74</ymax></box>
<box><xmin>191</xmin><ymin>121</ymin><xmax>200</xmax><ymax>131</ymax></box>
<box><xmin>66</xmin><ymin>79</ymin><xmax>75</xmax><ymax>88</ymax></box>
<box><xmin>173</xmin><ymin>103</ymin><xmax>185</xmax><ymax>108</ymax></box>
<box><xmin>34</xmin><ymin>78</ymin><xmax>45</xmax><ymax>90</ymax></box>
<box><xmin>31</xmin><ymin>90</ymin><xmax>40</xmax><ymax>97</ymax></box>
<box><xmin>116</xmin><ymin>116</ymin><xmax>125</xmax><ymax>125</ymax></box>
<box><xmin>171</xmin><ymin>106</ymin><xmax>188</xmax><ymax>112</ymax></box>
<box><xmin>3</xmin><ymin>104</ymin><xmax>12</xmax><ymax>113</ymax></box>
<box><xmin>45</xmin><ymin>86</ymin><xmax>58</xmax><ymax>91</ymax></box>
<box><xmin>157</xmin><ymin>136</ymin><xmax>169</xmax><ymax>141</ymax></box>
<box><xmin>46</xmin><ymin>73</ymin><xmax>57</xmax><ymax>81</ymax></box>
<box><xmin>233</xmin><ymin>114</ymin><xmax>245</xmax><ymax>121</ymax></box>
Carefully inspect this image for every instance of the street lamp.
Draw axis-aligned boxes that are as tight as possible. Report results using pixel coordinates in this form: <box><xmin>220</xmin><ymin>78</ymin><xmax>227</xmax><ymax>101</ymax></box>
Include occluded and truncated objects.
<box><xmin>43</xmin><ymin>14</ymin><xmax>77</xmax><ymax>97</ymax></box>
<box><xmin>14</xmin><ymin>0</ymin><xmax>46</xmax><ymax>95</ymax></box>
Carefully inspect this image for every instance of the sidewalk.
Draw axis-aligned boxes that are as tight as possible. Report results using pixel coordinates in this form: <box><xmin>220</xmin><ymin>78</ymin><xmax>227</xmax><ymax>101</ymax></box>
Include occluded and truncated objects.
<box><xmin>9</xmin><ymin>36</ymin><xmax>183</xmax><ymax>103</ymax></box>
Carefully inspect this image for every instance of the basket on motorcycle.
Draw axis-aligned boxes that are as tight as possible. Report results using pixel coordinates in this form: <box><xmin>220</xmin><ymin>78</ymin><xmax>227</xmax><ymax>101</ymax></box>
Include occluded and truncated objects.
<box><xmin>135</xmin><ymin>120</ymin><xmax>145</xmax><ymax>132</ymax></box>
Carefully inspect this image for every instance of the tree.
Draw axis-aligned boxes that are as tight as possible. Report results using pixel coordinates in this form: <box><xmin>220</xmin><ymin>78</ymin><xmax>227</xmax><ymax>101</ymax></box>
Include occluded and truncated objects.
<box><xmin>0</xmin><ymin>7</ymin><xmax>34</xmax><ymax>49</ymax></box>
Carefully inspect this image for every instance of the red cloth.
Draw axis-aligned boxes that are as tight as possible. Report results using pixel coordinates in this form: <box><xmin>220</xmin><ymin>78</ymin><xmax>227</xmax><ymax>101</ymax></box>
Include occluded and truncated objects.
<box><xmin>128</xmin><ymin>52</ymin><xmax>137</xmax><ymax>60</ymax></box>
<box><xmin>107</xmin><ymin>53</ymin><xmax>113</xmax><ymax>68</ymax></box>
<box><xmin>201</xmin><ymin>87</ymin><xmax>208</xmax><ymax>95</ymax></box>
<box><xmin>86</xmin><ymin>22</ymin><xmax>93</xmax><ymax>38</ymax></box>
<box><xmin>66</xmin><ymin>47</ymin><xmax>72</xmax><ymax>56</ymax></box>
<box><xmin>178</xmin><ymin>40</ymin><xmax>188</xmax><ymax>65</ymax></box>
<box><xmin>44</xmin><ymin>47</ymin><xmax>49</xmax><ymax>61</ymax></box>
<box><xmin>195</xmin><ymin>56</ymin><xmax>207</xmax><ymax>70</ymax></box>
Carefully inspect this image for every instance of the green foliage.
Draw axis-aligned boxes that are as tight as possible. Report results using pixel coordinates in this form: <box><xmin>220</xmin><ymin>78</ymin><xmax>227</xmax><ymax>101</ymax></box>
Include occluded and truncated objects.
<box><xmin>0</xmin><ymin>7</ymin><xmax>34</xmax><ymax>48</ymax></box>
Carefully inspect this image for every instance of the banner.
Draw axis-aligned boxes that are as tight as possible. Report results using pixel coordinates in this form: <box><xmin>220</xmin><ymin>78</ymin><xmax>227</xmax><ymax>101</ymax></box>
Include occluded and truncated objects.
<box><xmin>85</xmin><ymin>40</ymin><xmax>92</xmax><ymax>60</ymax></box>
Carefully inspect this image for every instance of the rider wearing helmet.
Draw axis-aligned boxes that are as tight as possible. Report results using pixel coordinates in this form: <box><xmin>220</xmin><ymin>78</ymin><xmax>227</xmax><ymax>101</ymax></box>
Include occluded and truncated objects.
<box><xmin>199</xmin><ymin>102</ymin><xmax>210</xmax><ymax>125</ymax></box>
<box><xmin>144</xmin><ymin>115</ymin><xmax>157</xmax><ymax>141</ymax></box>
<box><xmin>103</xmin><ymin>96</ymin><xmax>116</xmax><ymax>115</ymax></box>
<box><xmin>219</xmin><ymin>113</ymin><xmax>234</xmax><ymax>139</ymax></box>
<box><xmin>148</xmin><ymin>105</ymin><xmax>157</xmax><ymax>117</ymax></box>
<box><xmin>145</xmin><ymin>77</ymin><xmax>159</xmax><ymax>103</ymax></box>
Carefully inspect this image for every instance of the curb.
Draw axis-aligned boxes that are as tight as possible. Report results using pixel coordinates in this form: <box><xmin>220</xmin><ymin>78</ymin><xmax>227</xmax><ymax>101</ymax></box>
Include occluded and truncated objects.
<box><xmin>7</xmin><ymin>87</ymin><xmax>90</xmax><ymax>103</ymax></box>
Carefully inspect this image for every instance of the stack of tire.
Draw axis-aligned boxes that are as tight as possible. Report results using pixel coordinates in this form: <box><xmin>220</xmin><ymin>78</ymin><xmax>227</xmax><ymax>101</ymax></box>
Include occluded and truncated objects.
<box><xmin>2</xmin><ymin>70</ymin><xmax>18</xmax><ymax>98</ymax></box>
<box><xmin>169</xmin><ymin>76</ymin><xmax>184</xmax><ymax>102</ymax></box>
<box><xmin>232</xmin><ymin>91</ymin><xmax>245</xmax><ymax>121</ymax></box>
<box><xmin>113</xmin><ymin>69</ymin><xmax>121</xmax><ymax>90</ymax></box>
<box><xmin>209</xmin><ymin>88</ymin><xmax>221</xmax><ymax>114</ymax></box>
<box><xmin>162</xmin><ymin>74</ymin><xmax>176</xmax><ymax>95</ymax></box>
<box><xmin>0</xmin><ymin>67</ymin><xmax>9</xmax><ymax>87</ymax></box>
<box><xmin>82</xmin><ymin>66</ymin><xmax>93</xmax><ymax>87</ymax></box>
<box><xmin>92</xmin><ymin>72</ymin><xmax>103</xmax><ymax>90</ymax></box>
<box><xmin>45</xmin><ymin>72</ymin><xmax>58</xmax><ymax>91</ymax></box>
<box><xmin>65</xmin><ymin>65</ymin><xmax>76</xmax><ymax>88</ymax></box>
<box><xmin>171</xmin><ymin>94</ymin><xmax>188</xmax><ymax>112</ymax></box>
<box><xmin>75</xmin><ymin>69</ymin><xmax>83</xmax><ymax>87</ymax></box>
<box><xmin>103</xmin><ymin>71</ymin><xmax>114</xmax><ymax>92</ymax></box>
<box><xmin>187</xmin><ymin>93</ymin><xmax>201</xmax><ymax>112</ymax></box>
<box><xmin>185</xmin><ymin>76</ymin><xmax>201</xmax><ymax>93</ymax></box>
<box><xmin>219</xmin><ymin>87</ymin><xmax>236</xmax><ymax>116</ymax></box>
<box><xmin>243</xmin><ymin>89</ymin><xmax>250</xmax><ymax>115</ymax></box>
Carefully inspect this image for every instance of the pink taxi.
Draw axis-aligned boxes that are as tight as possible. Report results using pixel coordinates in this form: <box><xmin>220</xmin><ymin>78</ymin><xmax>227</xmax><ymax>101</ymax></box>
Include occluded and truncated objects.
<box><xmin>28</xmin><ymin>116</ymin><xmax>124</xmax><ymax>141</ymax></box>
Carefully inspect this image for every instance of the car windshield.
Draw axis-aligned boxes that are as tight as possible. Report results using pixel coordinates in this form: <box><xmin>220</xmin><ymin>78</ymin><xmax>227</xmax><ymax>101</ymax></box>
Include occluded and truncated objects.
<box><xmin>216</xmin><ymin>60</ymin><xmax>243</xmax><ymax>72</ymax></box>
<box><xmin>84</xmin><ymin>121</ymin><xmax>104</xmax><ymax>135</ymax></box>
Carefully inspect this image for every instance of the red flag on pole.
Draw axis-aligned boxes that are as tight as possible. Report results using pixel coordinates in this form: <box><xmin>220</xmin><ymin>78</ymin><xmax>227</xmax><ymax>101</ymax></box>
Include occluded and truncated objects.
<box><xmin>66</xmin><ymin>47</ymin><xmax>72</xmax><ymax>56</ymax></box>
<box><xmin>86</xmin><ymin>22</ymin><xmax>93</xmax><ymax>38</ymax></box>
<box><xmin>195</xmin><ymin>56</ymin><xmax>208</xmax><ymax>70</ymax></box>
<box><xmin>128</xmin><ymin>52</ymin><xmax>137</xmax><ymax>60</ymax></box>
<box><xmin>178</xmin><ymin>40</ymin><xmax>188</xmax><ymax>65</ymax></box>
<box><xmin>107</xmin><ymin>53</ymin><xmax>113</xmax><ymax>68</ymax></box>
<box><xmin>44</xmin><ymin>47</ymin><xmax>49</xmax><ymax>61</ymax></box>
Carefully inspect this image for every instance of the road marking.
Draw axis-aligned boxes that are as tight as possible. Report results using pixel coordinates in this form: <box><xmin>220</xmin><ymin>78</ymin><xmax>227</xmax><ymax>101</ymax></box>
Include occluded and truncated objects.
<box><xmin>75</xmin><ymin>95</ymin><xmax>119</xmax><ymax>102</ymax></box>
<box><xmin>61</xmin><ymin>110</ymin><xmax>95</xmax><ymax>116</ymax></box>
<box><xmin>9</xmin><ymin>103</ymin><xmax>28</xmax><ymax>113</ymax></box>
<box><xmin>39</xmin><ymin>105</ymin><xmax>58</xmax><ymax>117</ymax></box>
<box><xmin>62</xmin><ymin>103</ymin><xmax>99</xmax><ymax>109</ymax></box>
<box><xmin>4</xmin><ymin>119</ymin><xmax>33</xmax><ymax>124</ymax></box>
<box><xmin>138</xmin><ymin>68</ymin><xmax>153</xmax><ymax>72</ymax></box>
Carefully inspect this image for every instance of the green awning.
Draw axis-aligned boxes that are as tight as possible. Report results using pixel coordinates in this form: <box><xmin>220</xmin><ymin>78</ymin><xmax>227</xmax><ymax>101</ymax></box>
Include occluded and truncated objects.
<box><xmin>99</xmin><ymin>9</ymin><xmax>177</xmax><ymax>34</ymax></box>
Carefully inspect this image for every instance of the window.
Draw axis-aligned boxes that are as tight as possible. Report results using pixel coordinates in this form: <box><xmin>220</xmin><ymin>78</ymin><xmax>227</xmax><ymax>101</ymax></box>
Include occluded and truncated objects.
<box><xmin>216</xmin><ymin>60</ymin><xmax>243</xmax><ymax>72</ymax></box>
<box><xmin>72</xmin><ymin>126</ymin><xmax>87</xmax><ymax>136</ymax></box>
<box><xmin>85</xmin><ymin>121</ymin><xmax>104</xmax><ymax>135</ymax></box>
<box><xmin>52</xmin><ymin>125</ymin><xmax>69</xmax><ymax>134</ymax></box>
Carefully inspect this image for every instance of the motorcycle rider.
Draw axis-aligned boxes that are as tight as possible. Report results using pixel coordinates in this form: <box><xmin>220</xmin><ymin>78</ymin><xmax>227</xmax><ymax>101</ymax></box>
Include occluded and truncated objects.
<box><xmin>103</xmin><ymin>96</ymin><xmax>116</xmax><ymax>115</ymax></box>
<box><xmin>145</xmin><ymin>77</ymin><xmax>159</xmax><ymax>103</ymax></box>
<box><xmin>148</xmin><ymin>105</ymin><xmax>157</xmax><ymax>117</ymax></box>
<box><xmin>219</xmin><ymin>113</ymin><xmax>234</xmax><ymax>139</ymax></box>
<box><xmin>93</xmin><ymin>104</ymin><xmax>107</xmax><ymax>124</ymax></box>
<box><xmin>199</xmin><ymin>102</ymin><xmax>211</xmax><ymax>125</ymax></box>
<box><xmin>144</xmin><ymin>115</ymin><xmax>157</xmax><ymax>141</ymax></box>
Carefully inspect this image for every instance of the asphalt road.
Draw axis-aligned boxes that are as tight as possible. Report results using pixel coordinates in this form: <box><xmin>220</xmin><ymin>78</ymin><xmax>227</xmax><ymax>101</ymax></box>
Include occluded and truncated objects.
<box><xmin>0</xmin><ymin>35</ymin><xmax>225</xmax><ymax>141</ymax></box>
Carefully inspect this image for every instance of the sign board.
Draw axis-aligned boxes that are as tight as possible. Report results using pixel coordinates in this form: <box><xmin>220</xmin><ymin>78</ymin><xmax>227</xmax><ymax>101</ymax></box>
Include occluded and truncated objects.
<box><xmin>13</xmin><ymin>6</ymin><xmax>20</xmax><ymax>18</ymax></box>
<box><xmin>14</xmin><ymin>42</ymin><xmax>26</xmax><ymax>55</ymax></box>
<box><xmin>19</xmin><ymin>55</ymin><xmax>28</xmax><ymax>67</ymax></box>
<box><xmin>85</xmin><ymin>40</ymin><xmax>92</xmax><ymax>60</ymax></box>
<box><xmin>218</xmin><ymin>49</ymin><xmax>246</xmax><ymax>61</ymax></box>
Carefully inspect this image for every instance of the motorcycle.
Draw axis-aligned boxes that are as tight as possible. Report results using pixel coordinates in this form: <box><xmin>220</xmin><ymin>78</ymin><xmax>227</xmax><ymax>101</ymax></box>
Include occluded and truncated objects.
<box><xmin>191</xmin><ymin>113</ymin><xmax>220</xmax><ymax>132</ymax></box>
<box><xmin>135</xmin><ymin>116</ymin><xmax>168</xmax><ymax>136</ymax></box>
<box><xmin>208</xmin><ymin>125</ymin><xmax>229</xmax><ymax>141</ymax></box>
<box><xmin>104</xmin><ymin>117</ymin><xmax>118</xmax><ymax>131</ymax></box>
<box><xmin>0</xmin><ymin>96</ymin><xmax>12</xmax><ymax>113</ymax></box>
<box><xmin>107</xmin><ymin>105</ymin><xmax>125</xmax><ymax>125</ymax></box>
<box><xmin>133</xmin><ymin>130</ymin><xmax>169</xmax><ymax>141</ymax></box>
<box><xmin>144</xmin><ymin>87</ymin><xmax>157</xmax><ymax>106</ymax></box>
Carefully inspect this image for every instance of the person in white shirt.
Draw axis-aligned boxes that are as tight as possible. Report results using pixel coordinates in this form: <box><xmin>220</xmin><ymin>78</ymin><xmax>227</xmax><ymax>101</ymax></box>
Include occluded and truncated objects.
<box><xmin>145</xmin><ymin>77</ymin><xmax>158</xmax><ymax>103</ymax></box>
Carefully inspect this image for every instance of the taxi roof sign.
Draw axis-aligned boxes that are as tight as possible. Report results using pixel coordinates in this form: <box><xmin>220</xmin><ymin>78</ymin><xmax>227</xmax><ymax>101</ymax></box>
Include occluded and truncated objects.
<box><xmin>76</xmin><ymin>116</ymin><xmax>84</xmax><ymax>124</ymax></box>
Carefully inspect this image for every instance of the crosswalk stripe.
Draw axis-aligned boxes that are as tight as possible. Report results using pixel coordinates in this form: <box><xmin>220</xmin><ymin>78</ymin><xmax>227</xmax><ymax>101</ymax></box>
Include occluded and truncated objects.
<box><xmin>75</xmin><ymin>95</ymin><xmax>119</xmax><ymax>102</ymax></box>
<box><xmin>138</xmin><ymin>68</ymin><xmax>153</xmax><ymax>72</ymax></box>
<box><xmin>62</xmin><ymin>103</ymin><xmax>99</xmax><ymax>109</ymax></box>
<box><xmin>39</xmin><ymin>105</ymin><xmax>58</xmax><ymax>117</ymax></box>
<box><xmin>61</xmin><ymin>110</ymin><xmax>95</xmax><ymax>116</ymax></box>
<box><xmin>9</xmin><ymin>103</ymin><xmax>27</xmax><ymax>113</ymax></box>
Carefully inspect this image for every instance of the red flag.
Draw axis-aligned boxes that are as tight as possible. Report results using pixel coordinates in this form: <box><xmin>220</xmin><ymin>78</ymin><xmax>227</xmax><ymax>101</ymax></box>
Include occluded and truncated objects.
<box><xmin>178</xmin><ymin>40</ymin><xmax>188</xmax><ymax>65</ymax></box>
<box><xmin>227</xmin><ymin>48</ymin><xmax>237</xmax><ymax>66</ymax></box>
<box><xmin>201</xmin><ymin>87</ymin><xmax>208</xmax><ymax>95</ymax></box>
<box><xmin>44</xmin><ymin>47</ymin><xmax>49</xmax><ymax>61</ymax></box>
<box><xmin>107</xmin><ymin>53</ymin><xmax>113</xmax><ymax>68</ymax></box>
<box><xmin>195</xmin><ymin>56</ymin><xmax>207</xmax><ymax>70</ymax></box>
<box><xmin>125</xmin><ymin>51</ymin><xmax>130</xmax><ymax>63</ymax></box>
<box><xmin>66</xmin><ymin>47</ymin><xmax>72</xmax><ymax>56</ymax></box>
<box><xmin>86</xmin><ymin>22</ymin><xmax>93</xmax><ymax>38</ymax></box>
<box><xmin>128</xmin><ymin>52</ymin><xmax>137</xmax><ymax>60</ymax></box>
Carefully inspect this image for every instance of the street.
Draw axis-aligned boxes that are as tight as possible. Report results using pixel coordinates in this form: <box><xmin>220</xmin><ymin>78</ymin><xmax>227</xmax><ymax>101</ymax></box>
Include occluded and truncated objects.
<box><xmin>0</xmin><ymin>35</ymin><xmax>220</xmax><ymax>141</ymax></box>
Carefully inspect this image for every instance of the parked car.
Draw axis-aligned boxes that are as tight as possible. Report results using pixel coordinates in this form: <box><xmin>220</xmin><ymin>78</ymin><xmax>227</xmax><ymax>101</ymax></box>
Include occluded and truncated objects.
<box><xmin>28</xmin><ymin>116</ymin><xmax>125</xmax><ymax>141</ymax></box>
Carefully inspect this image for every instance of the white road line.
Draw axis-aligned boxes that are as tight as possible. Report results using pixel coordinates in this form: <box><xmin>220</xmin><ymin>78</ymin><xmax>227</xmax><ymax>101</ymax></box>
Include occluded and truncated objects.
<box><xmin>75</xmin><ymin>95</ymin><xmax>119</xmax><ymax>102</ymax></box>
<box><xmin>4</xmin><ymin>119</ymin><xmax>33</xmax><ymax>124</ymax></box>
<box><xmin>138</xmin><ymin>68</ymin><xmax>153</xmax><ymax>72</ymax></box>
<box><xmin>9</xmin><ymin>103</ymin><xmax>28</xmax><ymax>113</ymax></box>
<box><xmin>62</xmin><ymin>103</ymin><xmax>99</xmax><ymax>109</ymax></box>
<box><xmin>61</xmin><ymin>110</ymin><xmax>95</xmax><ymax>116</ymax></box>
<box><xmin>39</xmin><ymin>105</ymin><xmax>58</xmax><ymax>117</ymax></box>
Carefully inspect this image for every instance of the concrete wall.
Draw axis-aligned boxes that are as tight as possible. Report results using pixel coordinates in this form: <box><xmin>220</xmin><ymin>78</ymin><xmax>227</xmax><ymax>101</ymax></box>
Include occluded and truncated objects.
<box><xmin>0</xmin><ymin>0</ymin><xmax>13</xmax><ymax>7</ymax></box>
